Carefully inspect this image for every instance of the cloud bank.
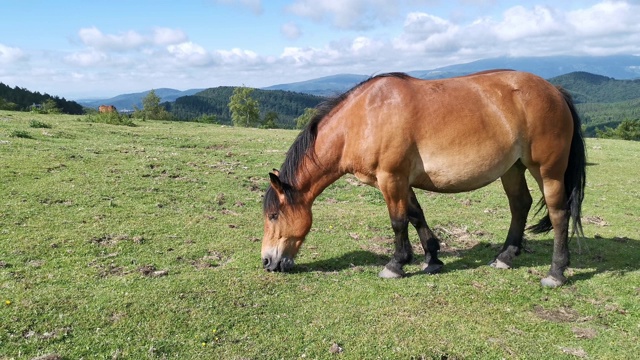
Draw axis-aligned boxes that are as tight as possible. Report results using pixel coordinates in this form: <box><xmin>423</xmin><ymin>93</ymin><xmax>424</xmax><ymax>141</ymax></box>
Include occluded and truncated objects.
<box><xmin>2</xmin><ymin>0</ymin><xmax>639</xmax><ymax>98</ymax></box>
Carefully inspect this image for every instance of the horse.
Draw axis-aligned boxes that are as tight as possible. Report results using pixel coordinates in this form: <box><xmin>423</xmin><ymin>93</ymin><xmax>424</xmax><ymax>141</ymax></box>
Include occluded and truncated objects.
<box><xmin>262</xmin><ymin>70</ymin><xmax>586</xmax><ymax>288</ymax></box>
<box><xmin>99</xmin><ymin>105</ymin><xmax>117</xmax><ymax>113</ymax></box>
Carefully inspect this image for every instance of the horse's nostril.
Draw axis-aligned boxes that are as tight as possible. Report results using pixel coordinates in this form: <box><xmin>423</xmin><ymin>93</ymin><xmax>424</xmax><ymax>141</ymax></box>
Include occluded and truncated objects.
<box><xmin>262</xmin><ymin>257</ymin><xmax>270</xmax><ymax>269</ymax></box>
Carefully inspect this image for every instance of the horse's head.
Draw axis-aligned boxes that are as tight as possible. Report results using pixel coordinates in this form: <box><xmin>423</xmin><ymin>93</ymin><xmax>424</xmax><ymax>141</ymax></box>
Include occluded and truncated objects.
<box><xmin>261</xmin><ymin>172</ymin><xmax>312</xmax><ymax>272</ymax></box>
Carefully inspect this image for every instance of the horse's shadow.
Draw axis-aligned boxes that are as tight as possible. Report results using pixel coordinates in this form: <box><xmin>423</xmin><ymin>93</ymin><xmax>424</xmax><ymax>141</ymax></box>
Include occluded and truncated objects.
<box><xmin>293</xmin><ymin>236</ymin><xmax>640</xmax><ymax>283</ymax></box>
<box><xmin>291</xmin><ymin>250</ymin><xmax>388</xmax><ymax>273</ymax></box>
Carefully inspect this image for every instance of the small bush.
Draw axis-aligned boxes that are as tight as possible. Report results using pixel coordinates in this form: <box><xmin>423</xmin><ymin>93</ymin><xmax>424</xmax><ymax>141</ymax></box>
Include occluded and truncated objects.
<box><xmin>9</xmin><ymin>130</ymin><xmax>34</xmax><ymax>139</ymax></box>
<box><xmin>29</xmin><ymin>120</ymin><xmax>52</xmax><ymax>129</ymax></box>
<box><xmin>84</xmin><ymin>112</ymin><xmax>136</xmax><ymax>127</ymax></box>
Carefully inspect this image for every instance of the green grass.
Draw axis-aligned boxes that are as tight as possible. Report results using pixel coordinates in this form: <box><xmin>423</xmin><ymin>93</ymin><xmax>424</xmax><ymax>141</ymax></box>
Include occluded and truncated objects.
<box><xmin>1</xmin><ymin>110</ymin><xmax>639</xmax><ymax>359</ymax></box>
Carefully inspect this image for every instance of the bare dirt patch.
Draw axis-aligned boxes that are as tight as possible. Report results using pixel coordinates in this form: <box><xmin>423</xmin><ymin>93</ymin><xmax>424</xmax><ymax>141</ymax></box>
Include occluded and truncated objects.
<box><xmin>90</xmin><ymin>234</ymin><xmax>144</xmax><ymax>246</ymax></box>
<box><xmin>191</xmin><ymin>251</ymin><xmax>229</xmax><ymax>270</ymax></box>
<box><xmin>533</xmin><ymin>305</ymin><xmax>591</xmax><ymax>323</ymax></box>
<box><xmin>138</xmin><ymin>265</ymin><xmax>168</xmax><ymax>277</ymax></box>
<box><xmin>583</xmin><ymin>215</ymin><xmax>609</xmax><ymax>227</ymax></box>
<box><xmin>360</xmin><ymin>236</ymin><xmax>393</xmax><ymax>255</ymax></box>
<box><xmin>433</xmin><ymin>225</ymin><xmax>485</xmax><ymax>255</ymax></box>
<box><xmin>572</xmin><ymin>327</ymin><xmax>597</xmax><ymax>339</ymax></box>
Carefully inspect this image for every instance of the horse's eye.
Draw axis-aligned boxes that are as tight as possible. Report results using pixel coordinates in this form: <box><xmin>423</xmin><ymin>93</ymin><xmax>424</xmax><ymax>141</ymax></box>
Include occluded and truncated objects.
<box><xmin>268</xmin><ymin>212</ymin><xmax>279</xmax><ymax>221</ymax></box>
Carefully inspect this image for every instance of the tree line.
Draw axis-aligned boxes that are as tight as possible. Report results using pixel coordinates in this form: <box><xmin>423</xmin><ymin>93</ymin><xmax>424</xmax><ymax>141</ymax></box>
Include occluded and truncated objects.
<box><xmin>0</xmin><ymin>82</ymin><xmax>83</xmax><ymax>114</ymax></box>
<box><xmin>166</xmin><ymin>86</ymin><xmax>324</xmax><ymax>128</ymax></box>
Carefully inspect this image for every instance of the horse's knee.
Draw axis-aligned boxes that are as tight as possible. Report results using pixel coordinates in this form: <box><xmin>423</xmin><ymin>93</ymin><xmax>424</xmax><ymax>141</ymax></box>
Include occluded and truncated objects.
<box><xmin>390</xmin><ymin>217</ymin><xmax>409</xmax><ymax>233</ymax></box>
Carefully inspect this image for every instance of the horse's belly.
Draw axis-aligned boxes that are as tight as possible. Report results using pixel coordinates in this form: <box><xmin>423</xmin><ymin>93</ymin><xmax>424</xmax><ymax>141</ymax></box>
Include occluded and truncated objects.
<box><xmin>411</xmin><ymin>154</ymin><xmax>516</xmax><ymax>193</ymax></box>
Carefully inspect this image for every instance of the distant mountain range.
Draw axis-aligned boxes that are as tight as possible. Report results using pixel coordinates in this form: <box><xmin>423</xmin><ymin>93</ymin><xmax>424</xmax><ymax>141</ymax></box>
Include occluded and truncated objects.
<box><xmin>76</xmin><ymin>88</ymin><xmax>204</xmax><ymax>110</ymax></box>
<box><xmin>76</xmin><ymin>55</ymin><xmax>640</xmax><ymax>108</ymax></box>
<box><xmin>265</xmin><ymin>55</ymin><xmax>640</xmax><ymax>96</ymax></box>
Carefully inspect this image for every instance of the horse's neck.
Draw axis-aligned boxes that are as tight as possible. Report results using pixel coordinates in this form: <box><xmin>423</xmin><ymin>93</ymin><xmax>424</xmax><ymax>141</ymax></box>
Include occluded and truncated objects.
<box><xmin>296</xmin><ymin>123</ymin><xmax>346</xmax><ymax>205</ymax></box>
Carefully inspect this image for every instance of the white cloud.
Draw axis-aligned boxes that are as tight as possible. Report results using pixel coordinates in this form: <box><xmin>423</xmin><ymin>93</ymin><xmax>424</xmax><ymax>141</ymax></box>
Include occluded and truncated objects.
<box><xmin>78</xmin><ymin>27</ymin><xmax>187</xmax><ymax>52</ymax></box>
<box><xmin>286</xmin><ymin>0</ymin><xmax>401</xmax><ymax>30</ymax></box>
<box><xmin>279</xmin><ymin>36</ymin><xmax>387</xmax><ymax>69</ymax></box>
<box><xmin>153</xmin><ymin>27</ymin><xmax>188</xmax><ymax>45</ymax></box>
<box><xmin>64</xmin><ymin>49</ymin><xmax>108</xmax><ymax>67</ymax></box>
<box><xmin>214</xmin><ymin>0</ymin><xmax>263</xmax><ymax>14</ymax></box>
<box><xmin>494</xmin><ymin>5</ymin><xmax>564</xmax><ymax>41</ymax></box>
<box><xmin>280</xmin><ymin>46</ymin><xmax>341</xmax><ymax>67</ymax></box>
<box><xmin>568</xmin><ymin>1</ymin><xmax>640</xmax><ymax>37</ymax></box>
<box><xmin>215</xmin><ymin>48</ymin><xmax>261</xmax><ymax>66</ymax></box>
<box><xmin>79</xmin><ymin>27</ymin><xmax>146</xmax><ymax>51</ymax></box>
<box><xmin>393</xmin><ymin>13</ymin><xmax>462</xmax><ymax>54</ymax></box>
<box><xmin>167</xmin><ymin>42</ymin><xmax>213</xmax><ymax>66</ymax></box>
<box><xmin>389</xmin><ymin>1</ymin><xmax>640</xmax><ymax>62</ymax></box>
<box><xmin>281</xmin><ymin>22</ymin><xmax>302</xmax><ymax>40</ymax></box>
<box><xmin>0</xmin><ymin>43</ymin><xmax>27</xmax><ymax>63</ymax></box>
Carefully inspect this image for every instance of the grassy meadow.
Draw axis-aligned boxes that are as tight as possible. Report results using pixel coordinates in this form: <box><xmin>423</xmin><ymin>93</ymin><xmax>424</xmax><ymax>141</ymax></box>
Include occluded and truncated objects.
<box><xmin>1</xmin><ymin>110</ymin><xmax>639</xmax><ymax>359</ymax></box>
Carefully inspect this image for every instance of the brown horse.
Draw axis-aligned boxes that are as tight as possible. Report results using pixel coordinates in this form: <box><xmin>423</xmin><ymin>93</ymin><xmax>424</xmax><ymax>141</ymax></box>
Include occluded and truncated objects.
<box><xmin>262</xmin><ymin>70</ymin><xmax>586</xmax><ymax>287</ymax></box>
<box><xmin>99</xmin><ymin>105</ymin><xmax>117</xmax><ymax>113</ymax></box>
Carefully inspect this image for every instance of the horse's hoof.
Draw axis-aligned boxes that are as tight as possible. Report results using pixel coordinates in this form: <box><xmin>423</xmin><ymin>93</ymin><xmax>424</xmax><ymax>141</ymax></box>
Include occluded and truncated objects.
<box><xmin>379</xmin><ymin>267</ymin><xmax>404</xmax><ymax>279</ymax></box>
<box><xmin>541</xmin><ymin>276</ymin><xmax>565</xmax><ymax>288</ymax></box>
<box><xmin>421</xmin><ymin>262</ymin><xmax>443</xmax><ymax>274</ymax></box>
<box><xmin>489</xmin><ymin>259</ymin><xmax>511</xmax><ymax>269</ymax></box>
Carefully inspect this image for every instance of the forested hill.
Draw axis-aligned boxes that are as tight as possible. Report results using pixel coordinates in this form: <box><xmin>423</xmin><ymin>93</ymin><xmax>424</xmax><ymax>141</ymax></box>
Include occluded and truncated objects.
<box><xmin>167</xmin><ymin>87</ymin><xmax>325</xmax><ymax>128</ymax></box>
<box><xmin>548</xmin><ymin>72</ymin><xmax>640</xmax><ymax>136</ymax></box>
<box><xmin>0</xmin><ymin>82</ymin><xmax>84</xmax><ymax>114</ymax></box>
<box><xmin>549</xmin><ymin>72</ymin><xmax>640</xmax><ymax>103</ymax></box>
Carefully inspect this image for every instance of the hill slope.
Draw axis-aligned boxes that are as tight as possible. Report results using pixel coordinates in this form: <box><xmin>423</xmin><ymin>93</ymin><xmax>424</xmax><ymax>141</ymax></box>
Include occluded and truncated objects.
<box><xmin>168</xmin><ymin>87</ymin><xmax>325</xmax><ymax>127</ymax></box>
<box><xmin>263</xmin><ymin>74</ymin><xmax>370</xmax><ymax>96</ymax></box>
<box><xmin>548</xmin><ymin>72</ymin><xmax>640</xmax><ymax>103</ymax></box>
<box><xmin>547</xmin><ymin>72</ymin><xmax>640</xmax><ymax>135</ymax></box>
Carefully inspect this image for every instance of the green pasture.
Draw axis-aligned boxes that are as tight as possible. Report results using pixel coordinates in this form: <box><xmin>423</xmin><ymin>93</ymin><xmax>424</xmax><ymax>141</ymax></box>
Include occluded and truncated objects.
<box><xmin>1</xmin><ymin>110</ymin><xmax>638</xmax><ymax>359</ymax></box>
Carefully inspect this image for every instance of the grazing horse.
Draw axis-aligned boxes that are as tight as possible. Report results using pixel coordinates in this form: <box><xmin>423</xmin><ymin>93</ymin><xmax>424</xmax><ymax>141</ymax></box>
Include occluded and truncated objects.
<box><xmin>99</xmin><ymin>105</ymin><xmax>117</xmax><ymax>113</ymax></box>
<box><xmin>262</xmin><ymin>70</ymin><xmax>586</xmax><ymax>287</ymax></box>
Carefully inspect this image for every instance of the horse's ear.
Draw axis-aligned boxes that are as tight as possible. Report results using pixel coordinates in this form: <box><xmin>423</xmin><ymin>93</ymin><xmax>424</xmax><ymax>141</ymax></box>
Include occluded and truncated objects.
<box><xmin>271</xmin><ymin>169</ymin><xmax>280</xmax><ymax>176</ymax></box>
<box><xmin>269</xmin><ymin>172</ymin><xmax>286</xmax><ymax>201</ymax></box>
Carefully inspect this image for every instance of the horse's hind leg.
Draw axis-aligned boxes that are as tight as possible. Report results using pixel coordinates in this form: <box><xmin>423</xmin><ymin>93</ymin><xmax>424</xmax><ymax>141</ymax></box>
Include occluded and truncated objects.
<box><xmin>408</xmin><ymin>189</ymin><xmax>444</xmax><ymax>274</ymax></box>
<box><xmin>527</xmin><ymin>164</ymin><xmax>571</xmax><ymax>287</ymax></box>
<box><xmin>540</xmin><ymin>177</ymin><xmax>570</xmax><ymax>287</ymax></box>
<box><xmin>490</xmin><ymin>162</ymin><xmax>532</xmax><ymax>269</ymax></box>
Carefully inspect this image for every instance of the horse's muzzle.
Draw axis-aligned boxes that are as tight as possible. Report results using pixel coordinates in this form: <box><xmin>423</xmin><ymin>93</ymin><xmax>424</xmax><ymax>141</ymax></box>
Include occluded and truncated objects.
<box><xmin>262</xmin><ymin>255</ymin><xmax>294</xmax><ymax>272</ymax></box>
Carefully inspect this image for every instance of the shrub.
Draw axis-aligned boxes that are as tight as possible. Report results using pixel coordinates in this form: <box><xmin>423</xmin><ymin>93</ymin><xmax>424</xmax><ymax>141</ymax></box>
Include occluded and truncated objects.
<box><xmin>9</xmin><ymin>130</ymin><xmax>34</xmax><ymax>139</ymax></box>
<box><xmin>596</xmin><ymin>119</ymin><xmax>640</xmax><ymax>141</ymax></box>
<box><xmin>29</xmin><ymin>120</ymin><xmax>52</xmax><ymax>129</ymax></box>
<box><xmin>84</xmin><ymin>112</ymin><xmax>136</xmax><ymax>127</ymax></box>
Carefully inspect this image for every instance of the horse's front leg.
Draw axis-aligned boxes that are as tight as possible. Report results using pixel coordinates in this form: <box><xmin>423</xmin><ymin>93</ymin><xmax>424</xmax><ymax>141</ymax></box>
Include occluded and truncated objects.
<box><xmin>378</xmin><ymin>175</ymin><xmax>413</xmax><ymax>278</ymax></box>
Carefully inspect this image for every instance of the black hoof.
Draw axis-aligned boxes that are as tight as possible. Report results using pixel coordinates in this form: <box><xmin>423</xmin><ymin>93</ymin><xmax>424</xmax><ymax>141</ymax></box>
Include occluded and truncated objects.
<box><xmin>421</xmin><ymin>262</ymin><xmax>443</xmax><ymax>274</ymax></box>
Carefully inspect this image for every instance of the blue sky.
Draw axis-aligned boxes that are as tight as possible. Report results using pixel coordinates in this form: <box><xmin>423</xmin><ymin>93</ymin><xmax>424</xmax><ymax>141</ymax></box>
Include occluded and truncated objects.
<box><xmin>1</xmin><ymin>0</ymin><xmax>639</xmax><ymax>99</ymax></box>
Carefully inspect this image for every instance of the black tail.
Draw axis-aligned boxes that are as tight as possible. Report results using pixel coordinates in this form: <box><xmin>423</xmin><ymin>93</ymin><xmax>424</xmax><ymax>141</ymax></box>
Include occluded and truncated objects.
<box><xmin>528</xmin><ymin>87</ymin><xmax>586</xmax><ymax>238</ymax></box>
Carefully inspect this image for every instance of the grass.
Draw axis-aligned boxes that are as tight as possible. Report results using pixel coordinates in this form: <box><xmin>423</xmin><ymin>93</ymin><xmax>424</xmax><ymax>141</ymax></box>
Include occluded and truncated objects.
<box><xmin>1</xmin><ymin>110</ymin><xmax>639</xmax><ymax>359</ymax></box>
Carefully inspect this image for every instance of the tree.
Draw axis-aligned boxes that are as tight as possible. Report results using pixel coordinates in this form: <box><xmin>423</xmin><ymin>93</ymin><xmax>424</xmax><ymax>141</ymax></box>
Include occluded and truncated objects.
<box><xmin>228</xmin><ymin>86</ymin><xmax>260</xmax><ymax>127</ymax></box>
<box><xmin>0</xmin><ymin>98</ymin><xmax>17</xmax><ymax>110</ymax></box>
<box><xmin>261</xmin><ymin>111</ymin><xmax>279</xmax><ymax>129</ymax></box>
<box><xmin>596</xmin><ymin>119</ymin><xmax>640</xmax><ymax>141</ymax></box>
<box><xmin>295</xmin><ymin>108</ymin><xmax>318</xmax><ymax>129</ymax></box>
<box><xmin>140</xmin><ymin>89</ymin><xmax>171</xmax><ymax>120</ymax></box>
<box><xmin>42</xmin><ymin>99</ymin><xmax>61</xmax><ymax>114</ymax></box>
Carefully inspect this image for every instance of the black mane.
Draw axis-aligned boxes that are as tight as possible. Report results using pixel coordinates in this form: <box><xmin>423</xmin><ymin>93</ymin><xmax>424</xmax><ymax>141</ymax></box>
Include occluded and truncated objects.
<box><xmin>263</xmin><ymin>72</ymin><xmax>411</xmax><ymax>215</ymax></box>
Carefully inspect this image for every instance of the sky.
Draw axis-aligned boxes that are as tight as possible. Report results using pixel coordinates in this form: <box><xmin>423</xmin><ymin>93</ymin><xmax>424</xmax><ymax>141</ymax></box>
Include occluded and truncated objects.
<box><xmin>1</xmin><ymin>0</ymin><xmax>639</xmax><ymax>99</ymax></box>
